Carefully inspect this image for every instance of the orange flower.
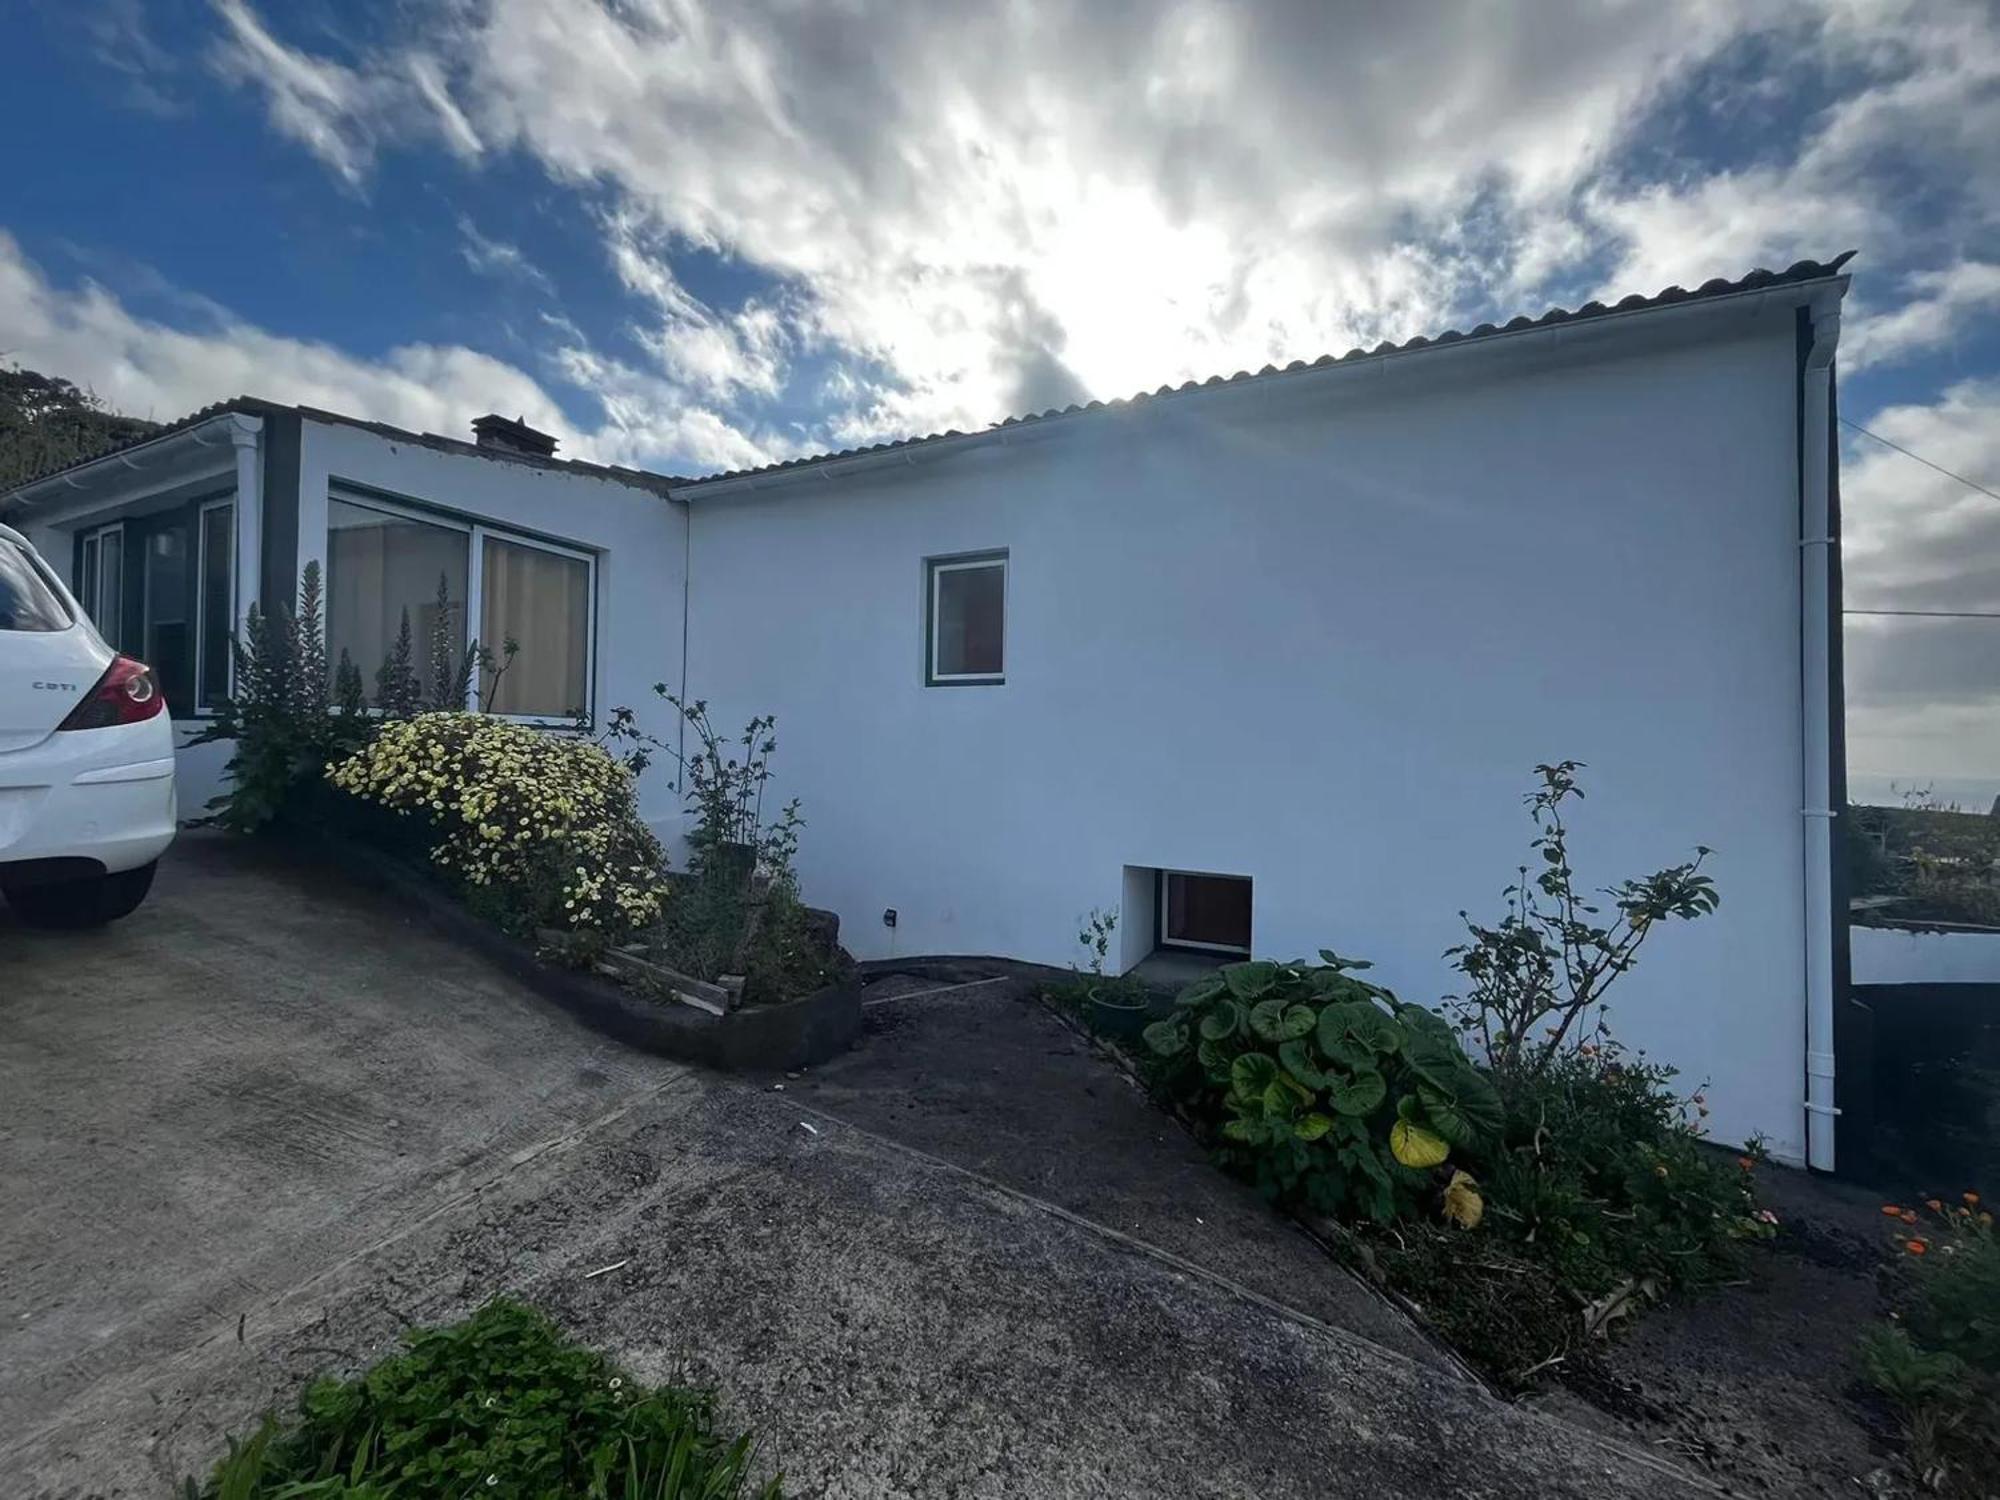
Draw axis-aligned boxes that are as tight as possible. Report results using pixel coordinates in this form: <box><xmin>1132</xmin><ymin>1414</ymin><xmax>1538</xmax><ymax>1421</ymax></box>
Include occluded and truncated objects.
<box><xmin>1901</xmin><ymin>1211</ymin><xmax>1920</xmax><ymax>1225</ymax></box>
<box><xmin>1926</xmin><ymin>1198</ymin><xmax>1944</xmax><ymax>1212</ymax></box>
<box><xmin>1882</xmin><ymin>1205</ymin><xmax>1904</xmax><ymax>1216</ymax></box>
<box><xmin>1905</xmin><ymin>1239</ymin><xmax>1929</xmax><ymax>1256</ymax></box>
<box><xmin>1738</xmin><ymin>1156</ymin><xmax>1755</xmax><ymax>1171</ymax></box>
<box><xmin>1965</xmin><ymin>1191</ymin><xmax>1982</xmax><ymax>1207</ymax></box>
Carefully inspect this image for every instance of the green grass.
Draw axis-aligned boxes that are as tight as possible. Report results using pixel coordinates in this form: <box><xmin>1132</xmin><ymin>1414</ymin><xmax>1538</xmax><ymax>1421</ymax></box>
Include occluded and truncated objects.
<box><xmin>186</xmin><ymin>1299</ymin><xmax>780</xmax><ymax>1500</ymax></box>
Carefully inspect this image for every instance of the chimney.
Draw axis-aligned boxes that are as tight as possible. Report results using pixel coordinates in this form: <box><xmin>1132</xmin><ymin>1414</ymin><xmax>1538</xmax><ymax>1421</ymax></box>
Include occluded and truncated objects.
<box><xmin>471</xmin><ymin>413</ymin><xmax>559</xmax><ymax>458</ymax></box>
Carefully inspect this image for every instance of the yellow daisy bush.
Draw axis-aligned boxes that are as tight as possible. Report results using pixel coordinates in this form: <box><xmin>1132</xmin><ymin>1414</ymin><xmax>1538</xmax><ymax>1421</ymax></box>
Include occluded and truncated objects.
<box><xmin>327</xmin><ymin>712</ymin><xmax>668</xmax><ymax>942</ymax></box>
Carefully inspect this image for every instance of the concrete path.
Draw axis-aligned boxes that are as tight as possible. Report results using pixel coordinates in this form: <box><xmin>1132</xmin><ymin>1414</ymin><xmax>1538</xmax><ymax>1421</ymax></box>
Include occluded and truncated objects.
<box><xmin>0</xmin><ymin>836</ymin><xmax>1712</xmax><ymax>1497</ymax></box>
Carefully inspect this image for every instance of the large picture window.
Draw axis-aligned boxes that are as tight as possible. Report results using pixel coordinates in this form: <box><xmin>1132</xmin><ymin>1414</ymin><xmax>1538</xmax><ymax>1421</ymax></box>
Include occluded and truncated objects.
<box><xmin>327</xmin><ymin>497</ymin><xmax>469</xmax><ymax>706</ymax></box>
<box><xmin>481</xmin><ymin>535</ymin><xmax>590</xmax><ymax>717</ymax></box>
<box><xmin>325</xmin><ymin>493</ymin><xmax>594</xmax><ymax>720</ymax></box>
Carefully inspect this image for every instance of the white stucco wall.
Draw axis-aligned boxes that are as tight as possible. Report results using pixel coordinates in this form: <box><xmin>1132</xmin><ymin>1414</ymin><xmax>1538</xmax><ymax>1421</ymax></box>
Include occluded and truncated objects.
<box><xmin>683</xmin><ymin>307</ymin><xmax>1811</xmax><ymax>1160</ymax></box>
<box><xmin>291</xmin><ymin>421</ymin><xmax>691</xmax><ymax>831</ymax></box>
<box><xmin>1853</xmin><ymin>925</ymin><xmax>2000</xmax><ymax>986</ymax></box>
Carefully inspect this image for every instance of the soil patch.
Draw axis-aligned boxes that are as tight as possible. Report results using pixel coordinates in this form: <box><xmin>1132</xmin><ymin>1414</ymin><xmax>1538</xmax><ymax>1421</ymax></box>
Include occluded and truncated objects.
<box><xmin>1524</xmin><ymin>1167</ymin><xmax>1906</xmax><ymax>1497</ymax></box>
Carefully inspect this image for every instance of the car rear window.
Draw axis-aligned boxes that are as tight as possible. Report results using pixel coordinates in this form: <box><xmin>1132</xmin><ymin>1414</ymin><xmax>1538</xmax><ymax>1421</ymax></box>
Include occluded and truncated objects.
<box><xmin>0</xmin><ymin>541</ymin><xmax>73</xmax><ymax>632</ymax></box>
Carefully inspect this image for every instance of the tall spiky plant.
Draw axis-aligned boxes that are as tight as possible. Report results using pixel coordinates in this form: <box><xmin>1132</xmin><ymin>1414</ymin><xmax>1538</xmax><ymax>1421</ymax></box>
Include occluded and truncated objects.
<box><xmin>421</xmin><ymin>572</ymin><xmax>486</xmax><ymax>713</ymax></box>
<box><xmin>189</xmin><ymin>561</ymin><xmax>376</xmax><ymax>832</ymax></box>
<box><xmin>375</xmin><ymin>609</ymin><xmax>421</xmax><ymax>717</ymax></box>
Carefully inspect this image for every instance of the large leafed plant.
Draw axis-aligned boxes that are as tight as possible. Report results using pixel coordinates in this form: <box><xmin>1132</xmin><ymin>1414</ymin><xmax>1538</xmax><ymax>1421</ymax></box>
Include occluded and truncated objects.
<box><xmin>1144</xmin><ymin>952</ymin><xmax>1501</xmax><ymax>1222</ymax></box>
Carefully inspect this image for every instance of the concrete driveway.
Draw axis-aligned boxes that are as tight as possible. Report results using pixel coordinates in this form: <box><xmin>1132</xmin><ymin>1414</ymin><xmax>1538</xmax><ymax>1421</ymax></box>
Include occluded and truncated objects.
<box><xmin>0</xmin><ymin>835</ymin><xmax>1710</xmax><ymax>1498</ymax></box>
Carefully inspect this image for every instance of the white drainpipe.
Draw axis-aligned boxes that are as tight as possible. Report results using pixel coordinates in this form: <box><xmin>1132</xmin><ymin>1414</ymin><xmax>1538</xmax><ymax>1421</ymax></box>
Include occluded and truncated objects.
<box><xmin>1801</xmin><ymin>295</ymin><xmax>1841</xmax><ymax>1171</ymax></box>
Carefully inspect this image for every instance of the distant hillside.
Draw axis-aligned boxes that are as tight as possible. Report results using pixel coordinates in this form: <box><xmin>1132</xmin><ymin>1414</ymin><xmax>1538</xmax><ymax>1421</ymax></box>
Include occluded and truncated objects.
<box><xmin>0</xmin><ymin>366</ymin><xmax>160</xmax><ymax>493</ymax></box>
<box><xmin>1847</xmin><ymin>799</ymin><xmax>2000</xmax><ymax>928</ymax></box>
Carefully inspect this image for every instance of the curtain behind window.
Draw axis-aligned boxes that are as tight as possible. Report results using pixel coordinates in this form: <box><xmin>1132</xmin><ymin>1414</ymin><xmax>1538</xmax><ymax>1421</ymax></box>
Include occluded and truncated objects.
<box><xmin>326</xmin><ymin>499</ymin><xmax>468</xmax><ymax>705</ymax></box>
<box><xmin>481</xmin><ymin>537</ymin><xmax>588</xmax><ymax>717</ymax></box>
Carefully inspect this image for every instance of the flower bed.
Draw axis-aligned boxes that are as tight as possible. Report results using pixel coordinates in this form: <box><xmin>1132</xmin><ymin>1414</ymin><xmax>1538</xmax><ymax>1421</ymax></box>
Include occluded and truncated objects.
<box><xmin>192</xmin><ymin>569</ymin><xmax>857</xmax><ymax>1064</ymax></box>
<box><xmin>328</xmin><ymin>711</ymin><xmax>670</xmax><ymax>945</ymax></box>
<box><xmin>1049</xmin><ymin>763</ymin><xmax>1773</xmax><ymax>1392</ymax></box>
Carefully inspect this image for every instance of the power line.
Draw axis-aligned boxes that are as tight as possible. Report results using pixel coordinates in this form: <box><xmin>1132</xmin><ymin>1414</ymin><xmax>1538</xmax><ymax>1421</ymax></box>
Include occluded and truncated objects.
<box><xmin>1837</xmin><ymin>419</ymin><xmax>2000</xmax><ymax>621</ymax></box>
<box><xmin>1841</xmin><ymin>416</ymin><xmax>2000</xmax><ymax>505</ymax></box>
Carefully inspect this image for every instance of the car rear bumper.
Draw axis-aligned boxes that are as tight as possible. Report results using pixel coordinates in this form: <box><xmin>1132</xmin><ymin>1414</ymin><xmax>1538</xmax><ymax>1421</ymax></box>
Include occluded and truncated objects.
<box><xmin>0</xmin><ymin>732</ymin><xmax>178</xmax><ymax>879</ymax></box>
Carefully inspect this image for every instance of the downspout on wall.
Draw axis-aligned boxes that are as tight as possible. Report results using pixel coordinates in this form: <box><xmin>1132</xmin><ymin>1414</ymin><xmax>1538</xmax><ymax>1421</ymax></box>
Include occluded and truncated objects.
<box><xmin>1801</xmin><ymin>294</ymin><xmax>1843</xmax><ymax>1170</ymax></box>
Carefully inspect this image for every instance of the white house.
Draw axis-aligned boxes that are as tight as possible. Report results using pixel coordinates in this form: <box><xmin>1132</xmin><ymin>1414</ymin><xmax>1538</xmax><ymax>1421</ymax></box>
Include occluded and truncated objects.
<box><xmin>1</xmin><ymin>254</ymin><xmax>1856</xmax><ymax>1171</ymax></box>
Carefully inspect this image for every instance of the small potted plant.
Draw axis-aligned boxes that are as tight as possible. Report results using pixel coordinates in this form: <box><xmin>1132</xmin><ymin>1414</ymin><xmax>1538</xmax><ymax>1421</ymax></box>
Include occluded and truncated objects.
<box><xmin>1074</xmin><ymin>908</ymin><xmax>1156</xmax><ymax>1040</ymax></box>
<box><xmin>1086</xmin><ymin>972</ymin><xmax>1154</xmax><ymax>1040</ymax></box>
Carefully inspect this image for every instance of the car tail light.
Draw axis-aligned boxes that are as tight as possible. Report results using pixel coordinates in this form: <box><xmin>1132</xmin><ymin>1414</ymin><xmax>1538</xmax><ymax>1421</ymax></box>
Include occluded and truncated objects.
<box><xmin>57</xmin><ymin>655</ymin><xmax>166</xmax><ymax>731</ymax></box>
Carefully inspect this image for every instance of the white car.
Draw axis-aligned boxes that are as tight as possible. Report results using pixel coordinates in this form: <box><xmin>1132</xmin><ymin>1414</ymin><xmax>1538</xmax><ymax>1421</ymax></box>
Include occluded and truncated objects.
<box><xmin>0</xmin><ymin>521</ymin><xmax>176</xmax><ymax>927</ymax></box>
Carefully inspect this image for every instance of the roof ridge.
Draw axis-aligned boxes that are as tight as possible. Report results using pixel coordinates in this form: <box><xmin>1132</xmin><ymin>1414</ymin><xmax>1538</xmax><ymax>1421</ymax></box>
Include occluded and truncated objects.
<box><xmin>685</xmin><ymin>253</ymin><xmax>1857</xmax><ymax>486</ymax></box>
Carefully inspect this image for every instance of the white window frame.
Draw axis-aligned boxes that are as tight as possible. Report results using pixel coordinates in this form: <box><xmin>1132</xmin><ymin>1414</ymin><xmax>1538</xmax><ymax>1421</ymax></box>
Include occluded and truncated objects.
<box><xmin>196</xmin><ymin>497</ymin><xmax>236</xmax><ymax>713</ymax></box>
<box><xmin>926</xmin><ymin>551</ymin><xmax>1007</xmax><ymax>686</ymax></box>
<box><xmin>78</xmin><ymin>520</ymin><xmax>125</xmax><ymax>646</ymax></box>
<box><xmin>326</xmin><ymin>490</ymin><xmax>598</xmax><ymax>725</ymax></box>
<box><xmin>1157</xmin><ymin>869</ymin><xmax>1254</xmax><ymax>955</ymax></box>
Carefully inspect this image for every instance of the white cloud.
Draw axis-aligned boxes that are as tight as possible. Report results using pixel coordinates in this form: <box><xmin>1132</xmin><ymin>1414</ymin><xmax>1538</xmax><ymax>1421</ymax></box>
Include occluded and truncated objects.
<box><xmin>209</xmin><ymin>0</ymin><xmax>377</xmax><ymax>187</ymax></box>
<box><xmin>550</xmin><ymin>342</ymin><xmax>784</xmax><ymax>473</ymax></box>
<box><xmin>207</xmin><ymin>1</ymin><xmax>488</xmax><ymax>187</ymax></box>
<box><xmin>193</xmin><ymin>0</ymin><xmax>2000</xmax><ymax>450</ymax></box>
<box><xmin>428</xmin><ymin>0</ymin><xmax>1779</xmax><ymax>438</ymax></box>
<box><xmin>602</xmin><ymin>219</ymin><xmax>788</xmax><ymax>401</ymax></box>
<box><xmin>1587</xmin><ymin>1</ymin><xmax>2000</xmax><ymax>297</ymax></box>
<box><xmin>1844</xmin><ymin>263</ymin><xmax>2000</xmax><ymax>368</ymax></box>
<box><xmin>408</xmin><ymin>52</ymin><xmax>484</xmax><ymax>160</ymax></box>
<box><xmin>457</xmin><ymin>216</ymin><xmax>553</xmax><ymax>293</ymax></box>
<box><xmin>0</xmin><ymin>232</ymin><xmax>773</xmax><ymax>474</ymax></box>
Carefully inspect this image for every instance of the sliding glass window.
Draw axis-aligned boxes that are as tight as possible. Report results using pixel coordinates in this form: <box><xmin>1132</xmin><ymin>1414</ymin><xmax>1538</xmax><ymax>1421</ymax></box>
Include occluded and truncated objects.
<box><xmin>324</xmin><ymin>493</ymin><xmax>594</xmax><ymax>720</ymax></box>
<box><xmin>198</xmin><ymin>501</ymin><xmax>235</xmax><ymax>710</ymax></box>
<box><xmin>481</xmin><ymin>535</ymin><xmax>591</xmax><ymax>718</ymax></box>
<box><xmin>326</xmin><ymin>498</ymin><xmax>470</xmax><ymax>706</ymax></box>
<box><xmin>78</xmin><ymin>523</ymin><xmax>124</xmax><ymax>650</ymax></box>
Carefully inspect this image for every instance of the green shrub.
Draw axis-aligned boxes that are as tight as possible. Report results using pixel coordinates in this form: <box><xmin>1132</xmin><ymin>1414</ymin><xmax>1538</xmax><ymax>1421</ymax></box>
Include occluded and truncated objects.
<box><xmin>1862</xmin><ymin>1194</ymin><xmax>2000</xmax><ymax>1496</ymax></box>
<box><xmin>1444</xmin><ymin>761</ymin><xmax>1717</xmax><ymax>1076</ymax></box>
<box><xmin>637</xmin><ymin>694</ymin><xmax>840</xmax><ymax>1004</ymax></box>
<box><xmin>1142</xmin><ymin>952</ymin><xmax>1501</xmax><ymax>1222</ymax></box>
<box><xmin>188</xmin><ymin>563</ymin><xmax>375</xmax><ymax>833</ymax></box>
<box><xmin>1472</xmin><ymin>1052</ymin><xmax>1767</xmax><ymax>1299</ymax></box>
<box><xmin>188</xmin><ymin>1298</ymin><xmax>779</xmax><ymax>1499</ymax></box>
<box><xmin>658</xmin><ymin>694</ymin><xmax>802</xmax><ymax>887</ymax></box>
<box><xmin>1905</xmin><ymin>1196</ymin><xmax>2000</xmax><ymax>1375</ymax></box>
<box><xmin>326</xmin><ymin>712</ymin><xmax>669</xmax><ymax>945</ymax></box>
<box><xmin>193</xmin><ymin>564</ymin><xmax>509</xmax><ymax>834</ymax></box>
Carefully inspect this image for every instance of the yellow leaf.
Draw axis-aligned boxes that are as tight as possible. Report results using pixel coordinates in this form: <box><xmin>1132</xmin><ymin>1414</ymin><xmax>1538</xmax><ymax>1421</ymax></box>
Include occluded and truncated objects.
<box><xmin>1442</xmin><ymin>1169</ymin><xmax>1484</xmax><ymax>1230</ymax></box>
<box><xmin>1390</xmin><ymin>1119</ymin><xmax>1449</xmax><ymax>1169</ymax></box>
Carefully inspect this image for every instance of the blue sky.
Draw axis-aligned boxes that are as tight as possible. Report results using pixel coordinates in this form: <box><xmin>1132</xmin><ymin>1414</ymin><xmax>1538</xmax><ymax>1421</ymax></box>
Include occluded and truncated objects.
<box><xmin>2</xmin><ymin>0</ymin><xmax>1998</xmax><ymax>795</ymax></box>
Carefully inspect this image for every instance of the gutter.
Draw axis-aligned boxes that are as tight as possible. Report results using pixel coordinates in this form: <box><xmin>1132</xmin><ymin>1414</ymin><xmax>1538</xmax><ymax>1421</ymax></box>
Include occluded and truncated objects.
<box><xmin>1799</xmin><ymin>292</ymin><xmax>1843</xmax><ymax>1171</ymax></box>
<box><xmin>1</xmin><ymin>411</ymin><xmax>244</xmax><ymax>513</ymax></box>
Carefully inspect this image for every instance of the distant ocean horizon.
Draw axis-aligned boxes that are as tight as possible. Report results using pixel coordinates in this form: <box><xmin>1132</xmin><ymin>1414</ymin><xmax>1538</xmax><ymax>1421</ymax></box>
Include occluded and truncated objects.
<box><xmin>1848</xmin><ymin>773</ymin><xmax>2000</xmax><ymax>812</ymax></box>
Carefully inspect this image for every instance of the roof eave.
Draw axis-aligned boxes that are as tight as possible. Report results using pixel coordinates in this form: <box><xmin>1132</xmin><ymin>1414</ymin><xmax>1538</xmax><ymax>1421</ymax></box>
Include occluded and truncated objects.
<box><xmin>1</xmin><ymin>406</ymin><xmax>265</xmax><ymax>512</ymax></box>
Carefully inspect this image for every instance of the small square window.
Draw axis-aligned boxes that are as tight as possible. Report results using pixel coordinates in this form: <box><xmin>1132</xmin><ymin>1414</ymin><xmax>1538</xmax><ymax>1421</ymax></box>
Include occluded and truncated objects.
<box><xmin>927</xmin><ymin>552</ymin><xmax>1006</xmax><ymax>685</ymax></box>
<box><xmin>1159</xmin><ymin>870</ymin><xmax>1253</xmax><ymax>954</ymax></box>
